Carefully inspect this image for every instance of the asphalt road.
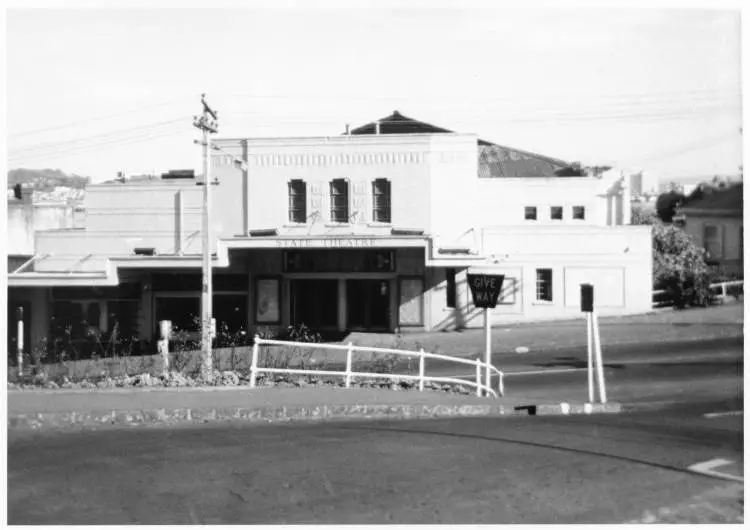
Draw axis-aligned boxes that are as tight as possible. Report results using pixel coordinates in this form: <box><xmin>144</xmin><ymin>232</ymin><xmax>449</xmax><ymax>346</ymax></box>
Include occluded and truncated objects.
<box><xmin>8</xmin><ymin>400</ymin><xmax>743</xmax><ymax>524</ymax></box>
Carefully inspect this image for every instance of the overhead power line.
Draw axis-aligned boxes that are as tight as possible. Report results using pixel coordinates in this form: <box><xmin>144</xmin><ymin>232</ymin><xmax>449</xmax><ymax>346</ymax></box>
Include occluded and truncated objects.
<box><xmin>9</xmin><ymin>117</ymin><xmax>192</xmax><ymax>156</ymax></box>
<box><xmin>8</xmin><ymin>128</ymin><xmax>186</xmax><ymax>164</ymax></box>
<box><xmin>8</xmin><ymin>99</ymin><xmax>188</xmax><ymax>139</ymax></box>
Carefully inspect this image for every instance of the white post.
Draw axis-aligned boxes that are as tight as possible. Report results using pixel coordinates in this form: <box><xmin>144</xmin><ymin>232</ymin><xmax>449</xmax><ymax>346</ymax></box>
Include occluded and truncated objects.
<box><xmin>586</xmin><ymin>312</ymin><xmax>594</xmax><ymax>403</ymax></box>
<box><xmin>158</xmin><ymin>320</ymin><xmax>171</xmax><ymax>375</ymax></box>
<box><xmin>484</xmin><ymin>307</ymin><xmax>491</xmax><ymax>397</ymax></box>
<box><xmin>16</xmin><ymin>308</ymin><xmax>24</xmax><ymax>378</ymax></box>
<box><xmin>722</xmin><ymin>282</ymin><xmax>727</xmax><ymax>300</ymax></box>
<box><xmin>345</xmin><ymin>342</ymin><xmax>353</xmax><ymax>388</ymax></box>
<box><xmin>418</xmin><ymin>348</ymin><xmax>425</xmax><ymax>392</ymax></box>
<box><xmin>592</xmin><ymin>311</ymin><xmax>607</xmax><ymax>404</ymax></box>
<box><xmin>250</xmin><ymin>334</ymin><xmax>260</xmax><ymax>389</ymax></box>
<box><xmin>498</xmin><ymin>371</ymin><xmax>504</xmax><ymax>397</ymax></box>
<box><xmin>475</xmin><ymin>357</ymin><xmax>482</xmax><ymax>397</ymax></box>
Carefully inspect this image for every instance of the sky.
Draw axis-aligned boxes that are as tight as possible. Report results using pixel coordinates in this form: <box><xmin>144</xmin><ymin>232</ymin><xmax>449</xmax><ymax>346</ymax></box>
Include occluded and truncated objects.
<box><xmin>4</xmin><ymin>5</ymin><xmax>744</xmax><ymax>184</ymax></box>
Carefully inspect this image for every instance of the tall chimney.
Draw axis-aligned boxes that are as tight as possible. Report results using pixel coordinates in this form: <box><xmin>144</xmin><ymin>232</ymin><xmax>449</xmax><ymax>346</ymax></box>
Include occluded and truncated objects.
<box><xmin>345</xmin><ymin>124</ymin><xmax>350</xmax><ymax>135</ymax></box>
<box><xmin>375</xmin><ymin>120</ymin><xmax>380</xmax><ymax>135</ymax></box>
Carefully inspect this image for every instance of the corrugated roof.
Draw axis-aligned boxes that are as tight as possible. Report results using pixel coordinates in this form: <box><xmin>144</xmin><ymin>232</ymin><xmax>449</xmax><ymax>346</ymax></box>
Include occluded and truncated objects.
<box><xmin>348</xmin><ymin>111</ymin><xmax>575</xmax><ymax>178</ymax></box>
<box><xmin>681</xmin><ymin>184</ymin><xmax>743</xmax><ymax>212</ymax></box>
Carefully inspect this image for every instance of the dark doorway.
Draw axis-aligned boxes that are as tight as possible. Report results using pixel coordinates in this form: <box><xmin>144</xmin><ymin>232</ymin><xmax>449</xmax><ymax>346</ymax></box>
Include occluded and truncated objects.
<box><xmin>347</xmin><ymin>280</ymin><xmax>390</xmax><ymax>331</ymax></box>
<box><xmin>290</xmin><ymin>280</ymin><xmax>338</xmax><ymax>329</ymax></box>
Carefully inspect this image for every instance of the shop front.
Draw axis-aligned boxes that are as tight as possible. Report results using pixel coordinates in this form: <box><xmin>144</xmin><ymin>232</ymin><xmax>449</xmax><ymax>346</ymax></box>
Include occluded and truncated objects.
<box><xmin>231</xmin><ymin>235</ymin><xmax>429</xmax><ymax>335</ymax></box>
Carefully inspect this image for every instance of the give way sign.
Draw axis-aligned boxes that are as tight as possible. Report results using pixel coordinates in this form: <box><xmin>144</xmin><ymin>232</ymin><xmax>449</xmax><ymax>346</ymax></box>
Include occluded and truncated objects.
<box><xmin>467</xmin><ymin>274</ymin><xmax>505</xmax><ymax>308</ymax></box>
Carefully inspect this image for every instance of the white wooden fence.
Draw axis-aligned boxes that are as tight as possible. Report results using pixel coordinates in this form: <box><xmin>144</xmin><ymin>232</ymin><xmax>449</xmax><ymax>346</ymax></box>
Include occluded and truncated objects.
<box><xmin>250</xmin><ymin>336</ymin><xmax>504</xmax><ymax>398</ymax></box>
<box><xmin>653</xmin><ymin>280</ymin><xmax>743</xmax><ymax>308</ymax></box>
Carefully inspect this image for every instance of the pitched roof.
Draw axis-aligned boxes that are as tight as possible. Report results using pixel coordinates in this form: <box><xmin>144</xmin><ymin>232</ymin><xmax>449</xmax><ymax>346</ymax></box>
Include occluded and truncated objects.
<box><xmin>681</xmin><ymin>183</ymin><xmax>743</xmax><ymax>212</ymax></box>
<box><xmin>348</xmin><ymin>110</ymin><xmax>576</xmax><ymax>178</ymax></box>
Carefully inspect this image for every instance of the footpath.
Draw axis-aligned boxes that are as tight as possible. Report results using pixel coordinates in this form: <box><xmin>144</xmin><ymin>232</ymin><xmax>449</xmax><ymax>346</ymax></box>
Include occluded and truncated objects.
<box><xmin>8</xmin><ymin>303</ymin><xmax>741</xmax><ymax>431</ymax></box>
<box><xmin>7</xmin><ymin>385</ymin><xmax>619</xmax><ymax>431</ymax></box>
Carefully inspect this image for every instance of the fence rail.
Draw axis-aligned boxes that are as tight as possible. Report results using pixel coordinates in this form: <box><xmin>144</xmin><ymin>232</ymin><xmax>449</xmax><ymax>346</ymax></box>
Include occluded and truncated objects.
<box><xmin>251</xmin><ymin>336</ymin><xmax>504</xmax><ymax>398</ymax></box>
<box><xmin>652</xmin><ymin>280</ymin><xmax>743</xmax><ymax>308</ymax></box>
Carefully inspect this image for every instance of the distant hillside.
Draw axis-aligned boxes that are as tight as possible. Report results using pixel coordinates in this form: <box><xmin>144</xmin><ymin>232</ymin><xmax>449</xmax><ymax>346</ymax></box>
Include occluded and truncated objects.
<box><xmin>7</xmin><ymin>168</ymin><xmax>90</xmax><ymax>190</ymax></box>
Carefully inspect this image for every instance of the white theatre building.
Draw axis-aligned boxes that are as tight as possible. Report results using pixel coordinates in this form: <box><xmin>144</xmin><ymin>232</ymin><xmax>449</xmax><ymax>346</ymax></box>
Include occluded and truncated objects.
<box><xmin>8</xmin><ymin>111</ymin><xmax>652</xmax><ymax>356</ymax></box>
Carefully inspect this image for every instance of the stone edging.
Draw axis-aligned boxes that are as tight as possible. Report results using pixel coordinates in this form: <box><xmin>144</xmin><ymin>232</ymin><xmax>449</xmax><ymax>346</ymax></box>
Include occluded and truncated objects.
<box><xmin>8</xmin><ymin>402</ymin><xmax>622</xmax><ymax>430</ymax></box>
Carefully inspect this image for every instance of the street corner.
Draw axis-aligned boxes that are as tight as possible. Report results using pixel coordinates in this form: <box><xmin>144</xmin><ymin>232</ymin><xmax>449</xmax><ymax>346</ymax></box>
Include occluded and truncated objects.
<box><xmin>513</xmin><ymin>401</ymin><xmax>623</xmax><ymax>416</ymax></box>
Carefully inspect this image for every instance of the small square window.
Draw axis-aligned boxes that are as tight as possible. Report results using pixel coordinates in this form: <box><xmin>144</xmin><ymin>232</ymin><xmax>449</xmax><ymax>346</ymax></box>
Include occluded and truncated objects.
<box><xmin>572</xmin><ymin>206</ymin><xmax>585</xmax><ymax>220</ymax></box>
<box><xmin>550</xmin><ymin>206</ymin><xmax>563</xmax><ymax>220</ymax></box>
<box><xmin>524</xmin><ymin>206</ymin><xmax>537</xmax><ymax>220</ymax></box>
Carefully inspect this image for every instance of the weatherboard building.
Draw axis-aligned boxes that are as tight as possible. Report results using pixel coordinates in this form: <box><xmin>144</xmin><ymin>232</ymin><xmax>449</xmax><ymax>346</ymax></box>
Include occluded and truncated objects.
<box><xmin>7</xmin><ymin>112</ymin><xmax>652</xmax><ymax>356</ymax></box>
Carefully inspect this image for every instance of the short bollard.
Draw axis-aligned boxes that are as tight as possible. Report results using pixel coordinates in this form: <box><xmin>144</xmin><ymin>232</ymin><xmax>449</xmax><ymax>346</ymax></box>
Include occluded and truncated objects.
<box><xmin>475</xmin><ymin>357</ymin><xmax>482</xmax><ymax>397</ymax></box>
<box><xmin>158</xmin><ymin>320</ymin><xmax>171</xmax><ymax>375</ymax></box>
<box><xmin>418</xmin><ymin>349</ymin><xmax>425</xmax><ymax>392</ymax></box>
<box><xmin>250</xmin><ymin>334</ymin><xmax>260</xmax><ymax>389</ymax></box>
<box><xmin>345</xmin><ymin>342</ymin><xmax>353</xmax><ymax>388</ymax></box>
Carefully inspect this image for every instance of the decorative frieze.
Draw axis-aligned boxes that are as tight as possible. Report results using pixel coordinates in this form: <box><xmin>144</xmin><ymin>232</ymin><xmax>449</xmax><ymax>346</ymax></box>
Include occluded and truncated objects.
<box><xmin>210</xmin><ymin>150</ymin><xmax>474</xmax><ymax>167</ymax></box>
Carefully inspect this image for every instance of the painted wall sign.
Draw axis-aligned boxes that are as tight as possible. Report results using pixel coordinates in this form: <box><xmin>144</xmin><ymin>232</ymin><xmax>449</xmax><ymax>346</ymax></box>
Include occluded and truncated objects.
<box><xmin>275</xmin><ymin>238</ymin><xmax>376</xmax><ymax>248</ymax></box>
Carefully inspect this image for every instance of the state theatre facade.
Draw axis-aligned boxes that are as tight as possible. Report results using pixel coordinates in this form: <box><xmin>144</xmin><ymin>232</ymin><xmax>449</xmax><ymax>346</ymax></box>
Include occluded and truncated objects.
<box><xmin>7</xmin><ymin>114</ymin><xmax>653</xmax><ymax>357</ymax></box>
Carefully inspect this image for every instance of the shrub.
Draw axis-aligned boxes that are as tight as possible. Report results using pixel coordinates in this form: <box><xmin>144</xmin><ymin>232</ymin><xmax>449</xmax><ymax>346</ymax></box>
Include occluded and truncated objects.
<box><xmin>652</xmin><ymin>222</ymin><xmax>714</xmax><ymax>308</ymax></box>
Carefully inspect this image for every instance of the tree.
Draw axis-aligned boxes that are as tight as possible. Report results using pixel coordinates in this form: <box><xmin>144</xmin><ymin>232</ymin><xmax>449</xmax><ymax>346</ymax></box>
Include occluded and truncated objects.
<box><xmin>655</xmin><ymin>191</ymin><xmax>686</xmax><ymax>223</ymax></box>
<box><xmin>652</xmin><ymin>223</ymin><xmax>712</xmax><ymax>308</ymax></box>
<box><xmin>631</xmin><ymin>202</ymin><xmax>657</xmax><ymax>225</ymax></box>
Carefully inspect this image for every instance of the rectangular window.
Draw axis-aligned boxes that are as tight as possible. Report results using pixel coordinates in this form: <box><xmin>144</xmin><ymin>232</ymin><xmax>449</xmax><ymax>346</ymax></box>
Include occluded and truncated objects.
<box><xmin>703</xmin><ymin>224</ymin><xmax>723</xmax><ymax>259</ymax></box>
<box><xmin>372</xmin><ymin>178</ymin><xmax>392</xmax><ymax>223</ymax></box>
<box><xmin>550</xmin><ymin>206</ymin><xmax>563</xmax><ymax>220</ymax></box>
<box><xmin>288</xmin><ymin>179</ymin><xmax>306</xmax><ymax>223</ymax></box>
<box><xmin>330</xmin><ymin>179</ymin><xmax>349</xmax><ymax>223</ymax></box>
<box><xmin>524</xmin><ymin>206</ymin><xmax>537</xmax><ymax>220</ymax></box>
<box><xmin>446</xmin><ymin>268</ymin><xmax>457</xmax><ymax>308</ymax></box>
<box><xmin>535</xmin><ymin>269</ymin><xmax>553</xmax><ymax>302</ymax></box>
<box><xmin>572</xmin><ymin>206</ymin><xmax>586</xmax><ymax>220</ymax></box>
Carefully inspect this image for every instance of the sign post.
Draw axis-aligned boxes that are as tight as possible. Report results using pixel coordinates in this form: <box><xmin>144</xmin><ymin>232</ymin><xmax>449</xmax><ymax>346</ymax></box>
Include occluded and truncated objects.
<box><xmin>581</xmin><ymin>283</ymin><xmax>607</xmax><ymax>404</ymax></box>
<box><xmin>467</xmin><ymin>272</ymin><xmax>505</xmax><ymax>397</ymax></box>
<box><xmin>16</xmin><ymin>306</ymin><xmax>24</xmax><ymax>378</ymax></box>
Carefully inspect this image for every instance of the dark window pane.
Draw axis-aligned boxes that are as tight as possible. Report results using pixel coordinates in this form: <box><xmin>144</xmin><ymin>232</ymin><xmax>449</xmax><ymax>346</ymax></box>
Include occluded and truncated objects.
<box><xmin>213</xmin><ymin>294</ymin><xmax>248</xmax><ymax>335</ymax></box>
<box><xmin>330</xmin><ymin>179</ymin><xmax>349</xmax><ymax>222</ymax></box>
<box><xmin>550</xmin><ymin>206</ymin><xmax>563</xmax><ymax>220</ymax></box>
<box><xmin>573</xmin><ymin>206</ymin><xmax>585</xmax><ymax>220</ymax></box>
<box><xmin>535</xmin><ymin>269</ymin><xmax>553</xmax><ymax>302</ymax></box>
<box><xmin>446</xmin><ymin>268</ymin><xmax>456</xmax><ymax>308</ymax></box>
<box><xmin>524</xmin><ymin>206</ymin><xmax>537</xmax><ymax>220</ymax></box>
<box><xmin>155</xmin><ymin>297</ymin><xmax>200</xmax><ymax>332</ymax></box>
<box><xmin>373</xmin><ymin>179</ymin><xmax>392</xmax><ymax>223</ymax></box>
<box><xmin>288</xmin><ymin>180</ymin><xmax>307</xmax><ymax>223</ymax></box>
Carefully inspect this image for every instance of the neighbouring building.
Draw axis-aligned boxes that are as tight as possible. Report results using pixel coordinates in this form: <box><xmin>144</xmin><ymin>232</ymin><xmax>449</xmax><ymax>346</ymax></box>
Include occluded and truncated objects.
<box><xmin>7</xmin><ymin>111</ymin><xmax>653</xmax><ymax>359</ymax></box>
<box><xmin>675</xmin><ymin>183</ymin><xmax>744</xmax><ymax>277</ymax></box>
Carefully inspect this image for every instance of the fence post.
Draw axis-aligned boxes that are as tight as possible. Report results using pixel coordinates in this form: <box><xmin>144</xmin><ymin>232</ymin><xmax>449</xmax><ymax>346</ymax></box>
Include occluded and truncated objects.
<box><xmin>158</xmin><ymin>320</ymin><xmax>171</xmax><ymax>376</ymax></box>
<box><xmin>498</xmin><ymin>371</ymin><xmax>504</xmax><ymax>397</ymax></box>
<box><xmin>475</xmin><ymin>357</ymin><xmax>482</xmax><ymax>397</ymax></box>
<box><xmin>250</xmin><ymin>334</ymin><xmax>260</xmax><ymax>389</ymax></box>
<box><xmin>722</xmin><ymin>282</ymin><xmax>727</xmax><ymax>301</ymax></box>
<box><xmin>345</xmin><ymin>342</ymin><xmax>353</xmax><ymax>388</ymax></box>
<box><xmin>418</xmin><ymin>348</ymin><xmax>425</xmax><ymax>392</ymax></box>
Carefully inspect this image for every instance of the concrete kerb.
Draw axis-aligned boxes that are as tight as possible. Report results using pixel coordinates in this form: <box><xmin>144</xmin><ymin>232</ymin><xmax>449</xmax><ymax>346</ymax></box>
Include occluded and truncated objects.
<box><xmin>7</xmin><ymin>401</ymin><xmax>623</xmax><ymax>430</ymax></box>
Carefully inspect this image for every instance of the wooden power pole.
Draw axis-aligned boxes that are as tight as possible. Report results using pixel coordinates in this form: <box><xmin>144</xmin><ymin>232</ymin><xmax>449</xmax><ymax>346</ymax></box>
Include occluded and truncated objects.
<box><xmin>193</xmin><ymin>94</ymin><xmax>218</xmax><ymax>381</ymax></box>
